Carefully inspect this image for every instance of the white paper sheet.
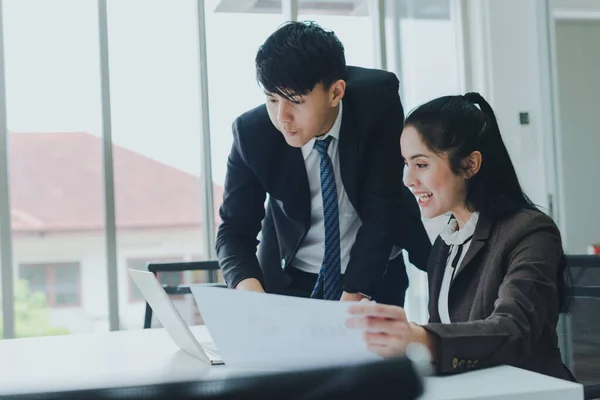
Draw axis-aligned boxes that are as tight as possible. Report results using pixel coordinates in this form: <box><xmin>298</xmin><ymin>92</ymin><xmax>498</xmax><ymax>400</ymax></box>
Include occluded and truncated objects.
<box><xmin>190</xmin><ymin>286</ymin><xmax>380</xmax><ymax>370</ymax></box>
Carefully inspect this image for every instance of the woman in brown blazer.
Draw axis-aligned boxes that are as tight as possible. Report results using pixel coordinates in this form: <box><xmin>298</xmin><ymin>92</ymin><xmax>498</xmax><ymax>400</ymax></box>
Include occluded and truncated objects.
<box><xmin>346</xmin><ymin>92</ymin><xmax>574</xmax><ymax>381</ymax></box>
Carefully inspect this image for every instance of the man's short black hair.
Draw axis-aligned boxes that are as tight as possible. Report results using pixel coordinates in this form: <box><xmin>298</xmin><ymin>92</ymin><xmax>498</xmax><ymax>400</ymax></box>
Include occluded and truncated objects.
<box><xmin>255</xmin><ymin>21</ymin><xmax>346</xmax><ymax>101</ymax></box>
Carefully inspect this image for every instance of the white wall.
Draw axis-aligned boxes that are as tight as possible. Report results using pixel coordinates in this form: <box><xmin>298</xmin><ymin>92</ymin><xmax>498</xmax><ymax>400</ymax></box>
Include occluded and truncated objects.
<box><xmin>464</xmin><ymin>0</ymin><xmax>600</xmax><ymax>248</ymax></box>
<box><xmin>399</xmin><ymin>19</ymin><xmax>462</xmax><ymax>112</ymax></box>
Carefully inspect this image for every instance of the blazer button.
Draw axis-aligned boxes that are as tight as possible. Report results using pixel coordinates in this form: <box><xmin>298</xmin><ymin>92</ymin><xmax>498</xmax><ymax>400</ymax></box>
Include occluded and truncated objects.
<box><xmin>452</xmin><ymin>358</ymin><xmax>458</xmax><ymax>369</ymax></box>
<box><xmin>281</xmin><ymin>258</ymin><xmax>286</xmax><ymax>269</ymax></box>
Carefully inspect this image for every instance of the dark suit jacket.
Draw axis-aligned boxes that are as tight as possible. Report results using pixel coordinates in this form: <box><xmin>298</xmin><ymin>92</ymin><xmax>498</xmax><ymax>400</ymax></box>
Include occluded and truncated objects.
<box><xmin>216</xmin><ymin>66</ymin><xmax>431</xmax><ymax>300</ymax></box>
<box><xmin>423</xmin><ymin>208</ymin><xmax>573</xmax><ymax>380</ymax></box>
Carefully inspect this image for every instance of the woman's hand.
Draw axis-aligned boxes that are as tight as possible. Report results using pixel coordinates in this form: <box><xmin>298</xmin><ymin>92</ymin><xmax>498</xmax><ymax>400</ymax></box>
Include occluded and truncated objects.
<box><xmin>346</xmin><ymin>301</ymin><xmax>434</xmax><ymax>359</ymax></box>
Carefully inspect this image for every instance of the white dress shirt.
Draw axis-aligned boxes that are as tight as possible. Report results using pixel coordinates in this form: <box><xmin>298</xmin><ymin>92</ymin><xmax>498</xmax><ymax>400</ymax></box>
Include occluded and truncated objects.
<box><xmin>438</xmin><ymin>212</ymin><xmax>479</xmax><ymax>323</ymax></box>
<box><xmin>292</xmin><ymin>101</ymin><xmax>362</xmax><ymax>275</ymax></box>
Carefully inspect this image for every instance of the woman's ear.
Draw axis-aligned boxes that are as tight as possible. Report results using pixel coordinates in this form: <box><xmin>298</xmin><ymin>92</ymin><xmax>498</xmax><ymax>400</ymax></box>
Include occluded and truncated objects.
<box><xmin>463</xmin><ymin>151</ymin><xmax>482</xmax><ymax>179</ymax></box>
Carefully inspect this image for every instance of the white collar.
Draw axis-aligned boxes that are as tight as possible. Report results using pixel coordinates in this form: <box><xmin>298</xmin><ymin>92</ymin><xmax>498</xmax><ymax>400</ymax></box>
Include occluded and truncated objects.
<box><xmin>440</xmin><ymin>211</ymin><xmax>479</xmax><ymax>246</ymax></box>
<box><xmin>301</xmin><ymin>100</ymin><xmax>343</xmax><ymax>160</ymax></box>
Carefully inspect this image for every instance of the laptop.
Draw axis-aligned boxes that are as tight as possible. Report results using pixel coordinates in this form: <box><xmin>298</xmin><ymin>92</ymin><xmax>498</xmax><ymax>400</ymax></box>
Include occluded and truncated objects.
<box><xmin>128</xmin><ymin>268</ymin><xmax>224</xmax><ymax>365</ymax></box>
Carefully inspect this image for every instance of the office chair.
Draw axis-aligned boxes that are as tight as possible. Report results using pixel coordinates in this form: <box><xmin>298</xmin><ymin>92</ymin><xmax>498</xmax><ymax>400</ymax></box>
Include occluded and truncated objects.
<box><xmin>564</xmin><ymin>254</ymin><xmax>600</xmax><ymax>400</ymax></box>
<box><xmin>6</xmin><ymin>356</ymin><xmax>425</xmax><ymax>400</ymax></box>
<box><xmin>144</xmin><ymin>260</ymin><xmax>227</xmax><ymax>329</ymax></box>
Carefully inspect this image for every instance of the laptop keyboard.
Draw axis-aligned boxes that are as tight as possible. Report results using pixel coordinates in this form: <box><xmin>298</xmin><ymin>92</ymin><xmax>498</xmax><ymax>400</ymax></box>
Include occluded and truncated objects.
<box><xmin>200</xmin><ymin>341</ymin><xmax>221</xmax><ymax>359</ymax></box>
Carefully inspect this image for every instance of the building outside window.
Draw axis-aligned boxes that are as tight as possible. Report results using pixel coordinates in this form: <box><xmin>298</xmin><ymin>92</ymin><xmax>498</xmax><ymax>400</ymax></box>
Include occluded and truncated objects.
<box><xmin>19</xmin><ymin>263</ymin><xmax>81</xmax><ymax>308</ymax></box>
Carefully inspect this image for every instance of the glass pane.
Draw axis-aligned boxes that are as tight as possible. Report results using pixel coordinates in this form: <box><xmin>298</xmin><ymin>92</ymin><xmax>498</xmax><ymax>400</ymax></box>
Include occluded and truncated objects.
<box><xmin>129</xmin><ymin>282</ymin><xmax>144</xmax><ymax>303</ymax></box>
<box><xmin>393</xmin><ymin>0</ymin><xmax>459</xmax><ymax>111</ymax></box>
<box><xmin>392</xmin><ymin>0</ymin><xmax>459</xmax><ymax>237</ymax></box>
<box><xmin>387</xmin><ymin>0</ymin><xmax>461</xmax><ymax>324</ymax></box>
<box><xmin>192</xmin><ymin>269</ymin><xmax>210</xmax><ymax>284</ymax></box>
<box><xmin>54</xmin><ymin>264</ymin><xmax>80</xmax><ymax>306</ymax></box>
<box><xmin>126</xmin><ymin>256</ymin><xmax>187</xmax><ymax>328</ymax></box>
<box><xmin>3</xmin><ymin>0</ymin><xmax>107</xmax><ymax>337</ymax></box>
<box><xmin>158</xmin><ymin>272</ymin><xmax>183</xmax><ymax>287</ymax></box>
<box><xmin>205</xmin><ymin>0</ymin><xmax>284</xmax><ymax>245</ymax></box>
<box><xmin>19</xmin><ymin>265</ymin><xmax>49</xmax><ymax>300</ymax></box>
<box><xmin>105</xmin><ymin>0</ymin><xmax>208</xmax><ymax>330</ymax></box>
<box><xmin>298</xmin><ymin>0</ymin><xmax>375</xmax><ymax>68</ymax></box>
<box><xmin>126</xmin><ymin>257</ymin><xmax>183</xmax><ymax>303</ymax></box>
<box><xmin>126</xmin><ymin>259</ymin><xmax>148</xmax><ymax>302</ymax></box>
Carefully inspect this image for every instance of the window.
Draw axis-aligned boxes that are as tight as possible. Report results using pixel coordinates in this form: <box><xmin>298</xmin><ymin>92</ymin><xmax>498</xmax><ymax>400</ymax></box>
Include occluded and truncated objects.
<box><xmin>192</xmin><ymin>269</ymin><xmax>222</xmax><ymax>284</ymax></box>
<box><xmin>388</xmin><ymin>0</ymin><xmax>463</xmax><ymax>324</ymax></box>
<box><xmin>389</xmin><ymin>0</ymin><xmax>461</xmax><ymax>236</ymax></box>
<box><xmin>205</xmin><ymin>0</ymin><xmax>284</xmax><ymax>230</ymax></box>
<box><xmin>127</xmin><ymin>258</ymin><xmax>184</xmax><ymax>302</ymax></box>
<box><xmin>105</xmin><ymin>1</ymin><xmax>211</xmax><ymax>328</ymax></box>
<box><xmin>19</xmin><ymin>263</ymin><xmax>81</xmax><ymax>307</ymax></box>
<box><xmin>388</xmin><ymin>0</ymin><xmax>460</xmax><ymax>111</ymax></box>
<box><xmin>298</xmin><ymin>0</ymin><xmax>375</xmax><ymax>68</ymax></box>
<box><xmin>0</xmin><ymin>0</ymin><xmax>465</xmax><ymax>337</ymax></box>
<box><xmin>4</xmin><ymin>0</ymin><xmax>107</xmax><ymax>336</ymax></box>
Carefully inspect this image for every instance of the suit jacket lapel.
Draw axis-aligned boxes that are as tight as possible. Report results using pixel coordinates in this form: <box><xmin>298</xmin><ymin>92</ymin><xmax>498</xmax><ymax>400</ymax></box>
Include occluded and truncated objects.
<box><xmin>429</xmin><ymin>241</ymin><xmax>449</xmax><ymax>323</ymax></box>
<box><xmin>431</xmin><ymin>214</ymin><xmax>493</xmax><ymax>321</ymax></box>
<box><xmin>282</xmin><ymin>144</ymin><xmax>311</xmax><ymax>229</ymax></box>
<box><xmin>445</xmin><ymin>214</ymin><xmax>493</xmax><ymax>315</ymax></box>
<box><xmin>338</xmin><ymin>101</ymin><xmax>361</xmax><ymax>206</ymax></box>
<box><xmin>456</xmin><ymin>213</ymin><xmax>494</xmax><ymax>274</ymax></box>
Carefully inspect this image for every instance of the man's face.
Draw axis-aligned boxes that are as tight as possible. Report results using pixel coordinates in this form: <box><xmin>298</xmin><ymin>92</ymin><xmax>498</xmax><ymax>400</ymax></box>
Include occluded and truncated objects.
<box><xmin>264</xmin><ymin>82</ymin><xmax>342</xmax><ymax>147</ymax></box>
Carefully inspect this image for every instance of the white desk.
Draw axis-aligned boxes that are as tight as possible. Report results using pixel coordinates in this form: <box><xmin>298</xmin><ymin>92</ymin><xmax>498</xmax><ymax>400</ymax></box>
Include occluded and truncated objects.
<box><xmin>419</xmin><ymin>366</ymin><xmax>582</xmax><ymax>400</ymax></box>
<box><xmin>0</xmin><ymin>326</ymin><xmax>583</xmax><ymax>399</ymax></box>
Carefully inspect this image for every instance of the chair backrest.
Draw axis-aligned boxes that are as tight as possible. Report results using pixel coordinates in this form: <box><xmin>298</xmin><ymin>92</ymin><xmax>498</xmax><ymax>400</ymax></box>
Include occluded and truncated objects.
<box><xmin>148</xmin><ymin>260</ymin><xmax>220</xmax><ymax>281</ymax></box>
<box><xmin>563</xmin><ymin>255</ymin><xmax>600</xmax><ymax>388</ymax></box>
<box><xmin>144</xmin><ymin>260</ymin><xmax>224</xmax><ymax>329</ymax></box>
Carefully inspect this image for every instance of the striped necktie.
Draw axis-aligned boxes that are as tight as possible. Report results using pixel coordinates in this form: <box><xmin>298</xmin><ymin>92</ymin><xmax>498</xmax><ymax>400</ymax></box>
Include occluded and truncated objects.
<box><xmin>310</xmin><ymin>136</ymin><xmax>342</xmax><ymax>300</ymax></box>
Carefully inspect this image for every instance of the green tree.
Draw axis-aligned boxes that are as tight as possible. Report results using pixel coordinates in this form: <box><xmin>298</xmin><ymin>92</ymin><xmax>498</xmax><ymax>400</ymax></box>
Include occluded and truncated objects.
<box><xmin>0</xmin><ymin>279</ymin><xmax>70</xmax><ymax>338</ymax></box>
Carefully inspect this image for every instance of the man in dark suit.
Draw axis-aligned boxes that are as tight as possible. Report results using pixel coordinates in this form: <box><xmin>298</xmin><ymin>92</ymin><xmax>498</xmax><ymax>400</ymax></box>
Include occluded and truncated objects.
<box><xmin>216</xmin><ymin>21</ymin><xmax>430</xmax><ymax>305</ymax></box>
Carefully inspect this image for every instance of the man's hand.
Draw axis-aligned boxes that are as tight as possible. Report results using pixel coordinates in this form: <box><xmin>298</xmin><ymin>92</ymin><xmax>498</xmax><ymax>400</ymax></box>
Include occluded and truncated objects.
<box><xmin>340</xmin><ymin>291</ymin><xmax>367</xmax><ymax>302</ymax></box>
<box><xmin>235</xmin><ymin>278</ymin><xmax>265</xmax><ymax>293</ymax></box>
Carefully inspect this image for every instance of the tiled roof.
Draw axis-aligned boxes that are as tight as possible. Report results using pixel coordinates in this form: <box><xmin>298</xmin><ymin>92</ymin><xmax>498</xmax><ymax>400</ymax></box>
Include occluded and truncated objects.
<box><xmin>10</xmin><ymin>132</ymin><xmax>223</xmax><ymax>232</ymax></box>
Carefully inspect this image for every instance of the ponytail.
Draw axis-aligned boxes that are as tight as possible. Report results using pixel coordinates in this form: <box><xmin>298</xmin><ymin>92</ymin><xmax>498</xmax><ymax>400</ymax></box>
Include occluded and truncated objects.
<box><xmin>462</xmin><ymin>92</ymin><xmax>501</xmax><ymax>147</ymax></box>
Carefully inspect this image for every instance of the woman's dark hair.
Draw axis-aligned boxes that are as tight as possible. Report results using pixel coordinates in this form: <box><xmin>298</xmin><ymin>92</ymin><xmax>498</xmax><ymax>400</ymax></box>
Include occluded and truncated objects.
<box><xmin>255</xmin><ymin>21</ymin><xmax>346</xmax><ymax>101</ymax></box>
<box><xmin>405</xmin><ymin>92</ymin><xmax>571</xmax><ymax>313</ymax></box>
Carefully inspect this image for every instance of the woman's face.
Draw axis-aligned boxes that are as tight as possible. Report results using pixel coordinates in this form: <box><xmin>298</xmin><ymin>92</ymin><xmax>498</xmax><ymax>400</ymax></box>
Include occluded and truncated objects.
<box><xmin>401</xmin><ymin>126</ymin><xmax>468</xmax><ymax>220</ymax></box>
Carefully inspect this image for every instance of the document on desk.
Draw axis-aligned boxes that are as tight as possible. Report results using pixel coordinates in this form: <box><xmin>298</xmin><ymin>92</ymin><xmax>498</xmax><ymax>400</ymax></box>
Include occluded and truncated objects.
<box><xmin>190</xmin><ymin>286</ymin><xmax>380</xmax><ymax>370</ymax></box>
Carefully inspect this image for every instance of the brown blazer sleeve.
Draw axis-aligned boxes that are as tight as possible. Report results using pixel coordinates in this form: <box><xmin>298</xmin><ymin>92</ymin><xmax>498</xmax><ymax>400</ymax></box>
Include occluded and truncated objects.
<box><xmin>422</xmin><ymin>212</ymin><xmax>562</xmax><ymax>374</ymax></box>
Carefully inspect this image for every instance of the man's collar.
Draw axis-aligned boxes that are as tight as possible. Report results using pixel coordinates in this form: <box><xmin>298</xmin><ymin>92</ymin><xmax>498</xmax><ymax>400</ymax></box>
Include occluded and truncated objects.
<box><xmin>301</xmin><ymin>100</ymin><xmax>343</xmax><ymax>160</ymax></box>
